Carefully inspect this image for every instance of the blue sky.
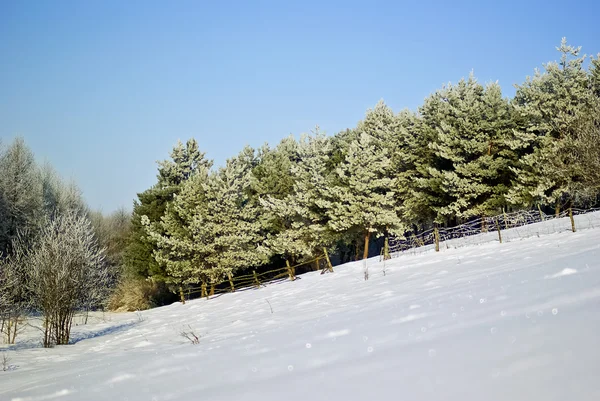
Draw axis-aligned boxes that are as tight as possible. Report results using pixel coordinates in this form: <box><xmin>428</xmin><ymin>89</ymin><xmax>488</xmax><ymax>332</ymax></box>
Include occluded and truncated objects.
<box><xmin>1</xmin><ymin>0</ymin><xmax>599</xmax><ymax>212</ymax></box>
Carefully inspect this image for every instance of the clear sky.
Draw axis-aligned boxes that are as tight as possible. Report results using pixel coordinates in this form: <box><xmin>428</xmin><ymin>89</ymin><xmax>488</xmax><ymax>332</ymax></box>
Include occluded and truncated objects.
<box><xmin>1</xmin><ymin>0</ymin><xmax>599</xmax><ymax>213</ymax></box>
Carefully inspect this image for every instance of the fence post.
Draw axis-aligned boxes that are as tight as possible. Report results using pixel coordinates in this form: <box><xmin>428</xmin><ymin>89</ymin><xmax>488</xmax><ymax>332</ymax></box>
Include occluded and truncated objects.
<box><xmin>495</xmin><ymin>217</ymin><xmax>502</xmax><ymax>244</ymax></box>
<box><xmin>253</xmin><ymin>270</ymin><xmax>260</xmax><ymax>288</ymax></box>
<box><xmin>228</xmin><ymin>271</ymin><xmax>235</xmax><ymax>292</ymax></box>
<box><xmin>201</xmin><ymin>280</ymin><xmax>207</xmax><ymax>298</ymax></box>
<box><xmin>286</xmin><ymin>260</ymin><xmax>295</xmax><ymax>281</ymax></box>
<box><xmin>569</xmin><ymin>207</ymin><xmax>576</xmax><ymax>232</ymax></box>
<box><xmin>323</xmin><ymin>247</ymin><xmax>334</xmax><ymax>273</ymax></box>
<box><xmin>434</xmin><ymin>225</ymin><xmax>440</xmax><ymax>252</ymax></box>
<box><xmin>179</xmin><ymin>285</ymin><xmax>185</xmax><ymax>304</ymax></box>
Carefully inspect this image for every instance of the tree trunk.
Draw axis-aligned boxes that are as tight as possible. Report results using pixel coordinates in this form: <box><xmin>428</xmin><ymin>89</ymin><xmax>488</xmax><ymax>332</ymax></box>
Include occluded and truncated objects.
<box><xmin>555</xmin><ymin>201</ymin><xmax>561</xmax><ymax>218</ymax></box>
<box><xmin>201</xmin><ymin>281</ymin><xmax>207</xmax><ymax>298</ymax></box>
<box><xmin>383</xmin><ymin>228</ymin><xmax>391</xmax><ymax>260</ymax></box>
<box><xmin>434</xmin><ymin>225</ymin><xmax>440</xmax><ymax>252</ymax></box>
<box><xmin>286</xmin><ymin>260</ymin><xmax>295</xmax><ymax>281</ymax></box>
<box><xmin>495</xmin><ymin>217</ymin><xmax>502</xmax><ymax>244</ymax></box>
<box><xmin>228</xmin><ymin>271</ymin><xmax>235</xmax><ymax>292</ymax></box>
<box><xmin>253</xmin><ymin>271</ymin><xmax>260</xmax><ymax>288</ymax></box>
<box><xmin>323</xmin><ymin>247</ymin><xmax>334</xmax><ymax>273</ymax></box>
<box><xmin>537</xmin><ymin>204</ymin><xmax>545</xmax><ymax>221</ymax></box>
<box><xmin>569</xmin><ymin>205</ymin><xmax>576</xmax><ymax>233</ymax></box>
<box><xmin>363</xmin><ymin>231</ymin><xmax>371</xmax><ymax>260</ymax></box>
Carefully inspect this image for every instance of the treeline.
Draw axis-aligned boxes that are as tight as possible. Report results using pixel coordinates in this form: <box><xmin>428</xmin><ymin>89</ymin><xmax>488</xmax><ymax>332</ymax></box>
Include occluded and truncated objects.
<box><xmin>121</xmin><ymin>39</ymin><xmax>600</xmax><ymax>303</ymax></box>
<box><xmin>2</xmin><ymin>40</ymin><xmax>600</xmax><ymax>331</ymax></box>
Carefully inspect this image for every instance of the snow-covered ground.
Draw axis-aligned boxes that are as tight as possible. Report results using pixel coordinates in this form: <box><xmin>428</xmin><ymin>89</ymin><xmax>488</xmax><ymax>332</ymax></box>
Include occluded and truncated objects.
<box><xmin>2</xmin><ymin>214</ymin><xmax>600</xmax><ymax>401</ymax></box>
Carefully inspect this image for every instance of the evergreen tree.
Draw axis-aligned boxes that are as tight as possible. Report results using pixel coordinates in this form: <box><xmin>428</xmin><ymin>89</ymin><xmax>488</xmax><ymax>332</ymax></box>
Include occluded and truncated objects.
<box><xmin>260</xmin><ymin>131</ymin><xmax>335</xmax><ymax>263</ymax></box>
<box><xmin>508</xmin><ymin>39</ymin><xmax>597</xmax><ymax>211</ymax></box>
<box><xmin>147</xmin><ymin>147</ymin><xmax>269</xmax><ymax>295</ymax></box>
<box><xmin>124</xmin><ymin>139</ymin><xmax>210</xmax><ymax>281</ymax></box>
<box><xmin>323</xmin><ymin>132</ymin><xmax>404</xmax><ymax>260</ymax></box>
<box><xmin>197</xmin><ymin>147</ymin><xmax>270</xmax><ymax>281</ymax></box>
<box><xmin>590</xmin><ymin>54</ymin><xmax>600</xmax><ymax>98</ymax></box>
<box><xmin>412</xmin><ymin>74</ymin><xmax>516</xmax><ymax>224</ymax></box>
<box><xmin>143</xmin><ymin>166</ymin><xmax>212</xmax><ymax>298</ymax></box>
<box><xmin>251</xmin><ymin>136</ymin><xmax>298</xmax><ymax>202</ymax></box>
<box><xmin>394</xmin><ymin>109</ymin><xmax>433</xmax><ymax>229</ymax></box>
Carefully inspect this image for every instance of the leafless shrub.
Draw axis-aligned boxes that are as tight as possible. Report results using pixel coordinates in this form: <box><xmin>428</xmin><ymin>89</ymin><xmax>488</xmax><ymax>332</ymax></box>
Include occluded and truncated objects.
<box><xmin>180</xmin><ymin>325</ymin><xmax>200</xmax><ymax>344</ymax></box>
<box><xmin>1</xmin><ymin>352</ymin><xmax>11</xmax><ymax>371</ymax></box>
<box><xmin>265</xmin><ymin>299</ymin><xmax>273</xmax><ymax>314</ymax></box>
<box><xmin>0</xmin><ymin>237</ymin><xmax>29</xmax><ymax>344</ymax></box>
<box><xmin>17</xmin><ymin>211</ymin><xmax>108</xmax><ymax>347</ymax></box>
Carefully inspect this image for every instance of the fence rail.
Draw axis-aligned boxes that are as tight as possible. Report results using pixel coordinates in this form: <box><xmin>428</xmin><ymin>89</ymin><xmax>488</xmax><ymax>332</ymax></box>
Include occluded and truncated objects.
<box><xmin>182</xmin><ymin>248</ymin><xmax>334</xmax><ymax>302</ymax></box>
<box><xmin>389</xmin><ymin>207</ymin><xmax>600</xmax><ymax>256</ymax></box>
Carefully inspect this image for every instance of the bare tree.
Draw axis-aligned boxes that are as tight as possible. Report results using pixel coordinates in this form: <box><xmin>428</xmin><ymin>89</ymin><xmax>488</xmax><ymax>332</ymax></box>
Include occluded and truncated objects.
<box><xmin>20</xmin><ymin>211</ymin><xmax>108</xmax><ymax>347</ymax></box>
<box><xmin>0</xmin><ymin>235</ymin><xmax>29</xmax><ymax>344</ymax></box>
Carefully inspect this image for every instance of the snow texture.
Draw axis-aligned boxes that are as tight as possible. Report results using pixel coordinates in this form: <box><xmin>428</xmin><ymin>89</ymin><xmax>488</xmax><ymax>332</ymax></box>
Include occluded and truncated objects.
<box><xmin>2</xmin><ymin>213</ymin><xmax>600</xmax><ymax>400</ymax></box>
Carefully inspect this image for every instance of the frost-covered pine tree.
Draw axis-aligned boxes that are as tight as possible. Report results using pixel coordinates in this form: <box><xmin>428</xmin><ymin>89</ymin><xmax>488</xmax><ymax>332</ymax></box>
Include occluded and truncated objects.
<box><xmin>126</xmin><ymin>139</ymin><xmax>211</xmax><ymax>282</ymax></box>
<box><xmin>260</xmin><ymin>130</ymin><xmax>335</xmax><ymax>264</ymax></box>
<box><xmin>147</xmin><ymin>147</ymin><xmax>270</xmax><ymax>297</ymax></box>
<box><xmin>590</xmin><ymin>53</ymin><xmax>600</xmax><ymax>98</ymax></box>
<box><xmin>251</xmin><ymin>136</ymin><xmax>298</xmax><ymax>202</ymax></box>
<box><xmin>394</xmin><ymin>109</ymin><xmax>433</xmax><ymax>229</ymax></box>
<box><xmin>195</xmin><ymin>147</ymin><xmax>270</xmax><ymax>282</ymax></box>
<box><xmin>143</xmin><ymin>164</ymin><xmax>212</xmax><ymax>300</ymax></box>
<box><xmin>412</xmin><ymin>74</ymin><xmax>516</xmax><ymax>224</ymax></box>
<box><xmin>507</xmin><ymin>39</ymin><xmax>597</xmax><ymax>212</ymax></box>
<box><xmin>323</xmin><ymin>132</ymin><xmax>404</xmax><ymax>262</ymax></box>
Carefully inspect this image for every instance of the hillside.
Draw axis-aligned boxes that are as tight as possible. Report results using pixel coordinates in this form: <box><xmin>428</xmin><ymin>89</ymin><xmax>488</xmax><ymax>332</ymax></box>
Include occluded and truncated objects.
<box><xmin>2</xmin><ymin>214</ymin><xmax>600</xmax><ymax>401</ymax></box>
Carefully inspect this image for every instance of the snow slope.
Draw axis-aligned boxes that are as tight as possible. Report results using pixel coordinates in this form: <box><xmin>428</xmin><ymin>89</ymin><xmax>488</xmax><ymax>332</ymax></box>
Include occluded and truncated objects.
<box><xmin>2</xmin><ymin>215</ymin><xmax>600</xmax><ymax>401</ymax></box>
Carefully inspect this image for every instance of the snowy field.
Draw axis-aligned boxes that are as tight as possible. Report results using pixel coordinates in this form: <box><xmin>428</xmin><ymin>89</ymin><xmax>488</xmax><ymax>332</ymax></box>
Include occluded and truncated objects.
<box><xmin>2</xmin><ymin>214</ymin><xmax>600</xmax><ymax>401</ymax></box>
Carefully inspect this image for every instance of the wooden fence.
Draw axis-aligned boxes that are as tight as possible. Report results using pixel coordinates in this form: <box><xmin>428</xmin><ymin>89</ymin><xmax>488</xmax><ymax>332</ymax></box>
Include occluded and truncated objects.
<box><xmin>181</xmin><ymin>248</ymin><xmax>334</xmax><ymax>303</ymax></box>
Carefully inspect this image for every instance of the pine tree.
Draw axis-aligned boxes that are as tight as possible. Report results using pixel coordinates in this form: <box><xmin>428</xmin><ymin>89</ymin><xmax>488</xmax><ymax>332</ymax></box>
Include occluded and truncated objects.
<box><xmin>260</xmin><ymin>131</ymin><xmax>335</xmax><ymax>263</ymax></box>
<box><xmin>394</xmin><ymin>109</ymin><xmax>432</xmax><ymax>229</ymax></box>
<box><xmin>508</xmin><ymin>39</ymin><xmax>597</xmax><ymax>211</ymax></box>
<box><xmin>196</xmin><ymin>147</ymin><xmax>270</xmax><ymax>282</ymax></box>
<box><xmin>124</xmin><ymin>139</ymin><xmax>211</xmax><ymax>281</ymax></box>
<box><xmin>323</xmin><ymin>132</ymin><xmax>404</xmax><ymax>260</ymax></box>
<box><xmin>412</xmin><ymin>74</ymin><xmax>516</xmax><ymax>225</ymax></box>
<box><xmin>146</xmin><ymin>147</ymin><xmax>271</xmax><ymax>297</ymax></box>
<box><xmin>143</xmin><ymin>166</ymin><xmax>212</xmax><ymax>298</ymax></box>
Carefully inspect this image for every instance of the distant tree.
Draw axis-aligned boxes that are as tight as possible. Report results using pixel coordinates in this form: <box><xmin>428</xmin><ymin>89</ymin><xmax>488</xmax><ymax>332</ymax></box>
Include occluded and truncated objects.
<box><xmin>89</xmin><ymin>208</ymin><xmax>131</xmax><ymax>289</ymax></box>
<box><xmin>0</xmin><ymin>137</ymin><xmax>43</xmax><ymax>256</ymax></box>
<box><xmin>0</xmin><ymin>238</ymin><xmax>29</xmax><ymax>344</ymax></box>
<box><xmin>39</xmin><ymin>162</ymin><xmax>87</xmax><ymax>219</ymax></box>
